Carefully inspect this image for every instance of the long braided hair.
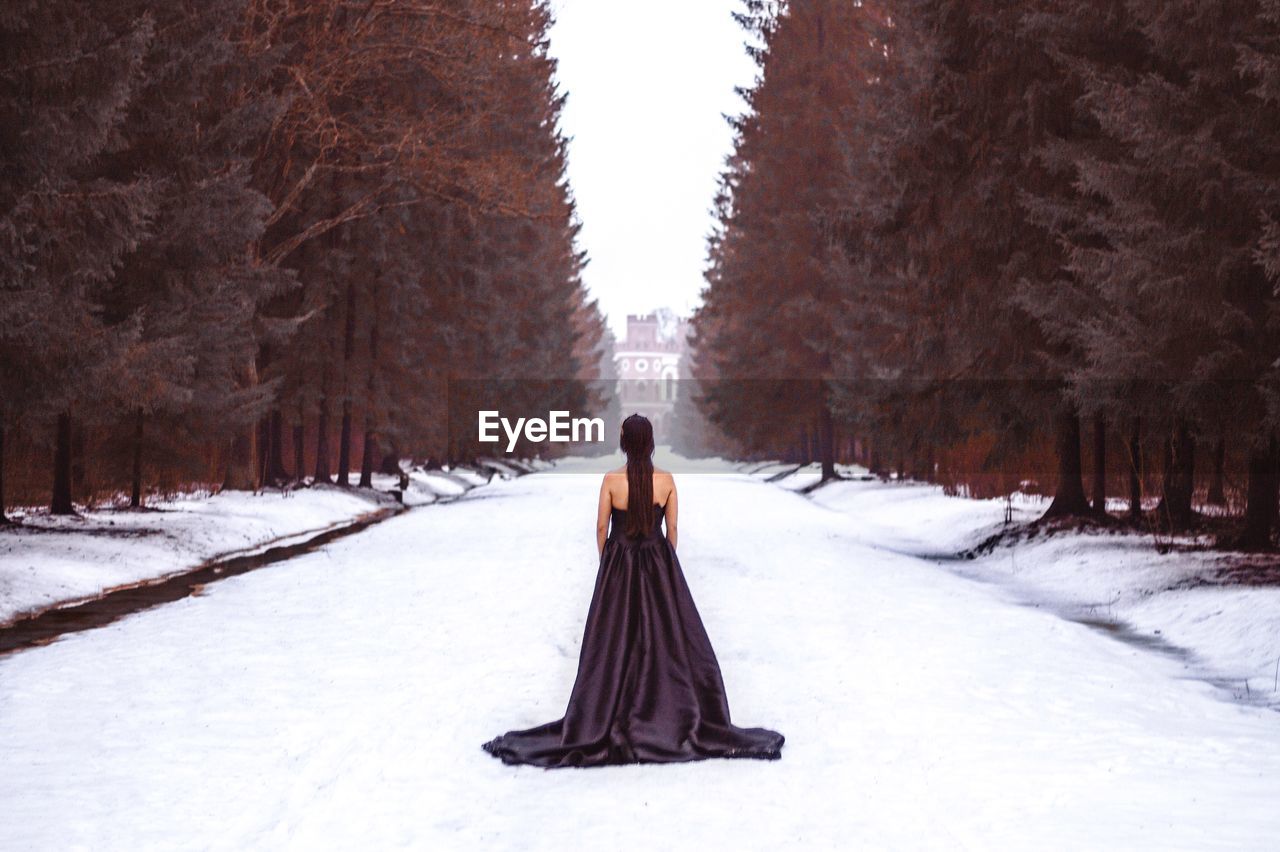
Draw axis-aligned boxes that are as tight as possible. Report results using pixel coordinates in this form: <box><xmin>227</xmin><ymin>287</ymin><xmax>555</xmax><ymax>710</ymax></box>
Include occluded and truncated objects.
<box><xmin>620</xmin><ymin>413</ymin><xmax>656</xmax><ymax>537</ymax></box>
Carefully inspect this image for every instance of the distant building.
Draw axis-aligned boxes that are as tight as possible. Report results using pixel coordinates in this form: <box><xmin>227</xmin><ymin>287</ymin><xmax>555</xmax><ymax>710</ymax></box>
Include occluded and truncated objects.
<box><xmin>614</xmin><ymin>310</ymin><xmax>689</xmax><ymax>438</ymax></box>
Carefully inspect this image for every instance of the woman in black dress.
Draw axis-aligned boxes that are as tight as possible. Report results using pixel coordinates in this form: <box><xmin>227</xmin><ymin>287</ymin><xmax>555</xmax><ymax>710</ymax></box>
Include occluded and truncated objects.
<box><xmin>482</xmin><ymin>413</ymin><xmax>784</xmax><ymax>768</ymax></box>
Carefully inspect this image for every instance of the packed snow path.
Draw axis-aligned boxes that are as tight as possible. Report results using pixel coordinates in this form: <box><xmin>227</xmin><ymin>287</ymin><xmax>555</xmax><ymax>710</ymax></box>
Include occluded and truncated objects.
<box><xmin>3</xmin><ymin>462</ymin><xmax>1280</xmax><ymax>850</ymax></box>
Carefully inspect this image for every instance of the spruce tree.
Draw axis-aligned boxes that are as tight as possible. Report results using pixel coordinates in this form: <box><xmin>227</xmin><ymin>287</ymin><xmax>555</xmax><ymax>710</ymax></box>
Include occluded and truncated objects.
<box><xmin>1030</xmin><ymin>0</ymin><xmax>1280</xmax><ymax>538</ymax></box>
<box><xmin>0</xmin><ymin>0</ymin><xmax>155</xmax><ymax>515</ymax></box>
<box><xmin>94</xmin><ymin>0</ymin><xmax>292</xmax><ymax>507</ymax></box>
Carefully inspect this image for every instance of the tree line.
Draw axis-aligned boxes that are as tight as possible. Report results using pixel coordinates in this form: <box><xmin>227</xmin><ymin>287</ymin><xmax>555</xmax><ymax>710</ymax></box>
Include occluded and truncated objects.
<box><xmin>0</xmin><ymin>0</ymin><xmax>606</xmax><ymax>519</ymax></box>
<box><xmin>692</xmin><ymin>0</ymin><xmax>1280</xmax><ymax>548</ymax></box>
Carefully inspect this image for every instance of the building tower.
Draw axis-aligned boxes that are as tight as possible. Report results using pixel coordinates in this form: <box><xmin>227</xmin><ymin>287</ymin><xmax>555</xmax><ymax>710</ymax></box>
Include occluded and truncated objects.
<box><xmin>613</xmin><ymin>309</ymin><xmax>689</xmax><ymax>439</ymax></box>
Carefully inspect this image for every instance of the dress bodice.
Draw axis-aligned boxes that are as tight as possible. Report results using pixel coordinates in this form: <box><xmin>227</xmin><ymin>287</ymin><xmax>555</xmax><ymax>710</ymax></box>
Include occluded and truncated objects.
<box><xmin>608</xmin><ymin>503</ymin><xmax>666</xmax><ymax>541</ymax></box>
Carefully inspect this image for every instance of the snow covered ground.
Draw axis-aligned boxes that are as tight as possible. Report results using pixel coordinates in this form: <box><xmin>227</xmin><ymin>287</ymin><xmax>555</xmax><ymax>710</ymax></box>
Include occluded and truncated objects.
<box><xmin>0</xmin><ymin>467</ymin><xmax>485</xmax><ymax>626</ymax></box>
<box><xmin>2</xmin><ymin>455</ymin><xmax>1280</xmax><ymax>849</ymax></box>
<box><xmin>775</xmin><ymin>464</ymin><xmax>1280</xmax><ymax>712</ymax></box>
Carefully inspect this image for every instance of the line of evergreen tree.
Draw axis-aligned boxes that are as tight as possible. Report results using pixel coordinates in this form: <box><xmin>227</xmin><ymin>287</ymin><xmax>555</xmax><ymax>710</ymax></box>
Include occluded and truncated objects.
<box><xmin>0</xmin><ymin>0</ymin><xmax>606</xmax><ymax>518</ymax></box>
<box><xmin>692</xmin><ymin>0</ymin><xmax>1280</xmax><ymax>548</ymax></box>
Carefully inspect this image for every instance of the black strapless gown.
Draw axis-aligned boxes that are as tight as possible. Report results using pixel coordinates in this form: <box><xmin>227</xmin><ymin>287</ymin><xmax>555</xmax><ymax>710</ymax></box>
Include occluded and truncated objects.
<box><xmin>481</xmin><ymin>504</ymin><xmax>785</xmax><ymax>768</ymax></box>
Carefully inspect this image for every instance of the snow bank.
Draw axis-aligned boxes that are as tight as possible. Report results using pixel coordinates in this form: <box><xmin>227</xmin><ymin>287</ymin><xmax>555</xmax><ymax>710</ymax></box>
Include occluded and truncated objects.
<box><xmin>766</xmin><ymin>465</ymin><xmax>1280</xmax><ymax>710</ymax></box>
<box><xmin>0</xmin><ymin>461</ymin><xmax>510</xmax><ymax>626</ymax></box>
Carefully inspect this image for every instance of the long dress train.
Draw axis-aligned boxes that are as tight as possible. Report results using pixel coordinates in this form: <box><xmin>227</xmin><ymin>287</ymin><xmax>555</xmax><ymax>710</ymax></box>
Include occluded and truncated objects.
<box><xmin>481</xmin><ymin>503</ymin><xmax>785</xmax><ymax>768</ymax></box>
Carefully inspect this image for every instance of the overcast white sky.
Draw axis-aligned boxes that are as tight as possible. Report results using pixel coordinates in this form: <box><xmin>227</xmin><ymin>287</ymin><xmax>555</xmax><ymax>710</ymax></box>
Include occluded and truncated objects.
<box><xmin>547</xmin><ymin>0</ymin><xmax>757</xmax><ymax>338</ymax></box>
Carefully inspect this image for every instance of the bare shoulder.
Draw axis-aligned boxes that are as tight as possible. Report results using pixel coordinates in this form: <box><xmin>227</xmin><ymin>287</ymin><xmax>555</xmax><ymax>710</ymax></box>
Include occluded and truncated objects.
<box><xmin>655</xmin><ymin>469</ymin><xmax>676</xmax><ymax>500</ymax></box>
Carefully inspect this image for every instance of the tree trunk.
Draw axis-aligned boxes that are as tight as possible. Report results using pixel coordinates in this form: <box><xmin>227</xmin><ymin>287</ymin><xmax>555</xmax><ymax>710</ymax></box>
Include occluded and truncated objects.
<box><xmin>1207</xmin><ymin>435</ymin><xmax>1227</xmax><ymax>506</ymax></box>
<box><xmin>223</xmin><ymin>428</ymin><xmax>256</xmax><ymax>491</ymax></box>
<box><xmin>1237</xmin><ymin>435</ymin><xmax>1278</xmax><ymax>550</ymax></box>
<box><xmin>314</xmin><ymin>396</ymin><xmax>331</xmax><ymax>483</ymax></box>
<box><xmin>336</xmin><ymin>280</ymin><xmax>357</xmax><ymax>486</ymax></box>
<box><xmin>818</xmin><ymin>395</ymin><xmax>836</xmax><ymax>481</ymax></box>
<box><xmin>359</xmin><ymin>420</ymin><xmax>376</xmax><ymax>488</ymax></box>
<box><xmin>266</xmin><ymin>409</ymin><xmax>289</xmax><ymax>483</ymax></box>
<box><xmin>1158</xmin><ymin>421</ymin><xmax>1196</xmax><ymax>529</ymax></box>
<box><xmin>359</xmin><ymin>278</ymin><xmax>381</xmax><ymax>489</ymax></box>
<box><xmin>1043</xmin><ymin>402</ymin><xmax>1091</xmax><ymax>518</ymax></box>
<box><xmin>256</xmin><ymin>415</ymin><xmax>270</xmax><ymax>487</ymax></box>
<box><xmin>1128</xmin><ymin>416</ymin><xmax>1142</xmax><ymax>520</ymax></box>
<box><xmin>293</xmin><ymin>417</ymin><xmax>305</xmax><ymax>484</ymax></box>
<box><xmin>130</xmin><ymin>407</ymin><xmax>144</xmax><ymax>508</ymax></box>
<box><xmin>869</xmin><ymin>436</ymin><xmax>883</xmax><ymax>478</ymax></box>
<box><xmin>1091</xmin><ymin>416</ymin><xmax>1107</xmax><ymax>514</ymax></box>
<box><xmin>337</xmin><ymin>401</ymin><xmax>353</xmax><ymax>486</ymax></box>
<box><xmin>0</xmin><ymin>423</ymin><xmax>8</xmax><ymax>523</ymax></box>
<box><xmin>223</xmin><ymin>358</ymin><xmax>259</xmax><ymax>491</ymax></box>
<box><xmin>52</xmin><ymin>411</ymin><xmax>74</xmax><ymax>514</ymax></box>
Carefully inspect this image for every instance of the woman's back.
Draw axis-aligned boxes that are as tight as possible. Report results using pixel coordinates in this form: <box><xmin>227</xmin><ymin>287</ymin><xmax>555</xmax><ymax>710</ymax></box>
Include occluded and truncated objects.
<box><xmin>601</xmin><ymin>466</ymin><xmax>675</xmax><ymax>510</ymax></box>
<box><xmin>597</xmin><ymin>466</ymin><xmax>679</xmax><ymax>552</ymax></box>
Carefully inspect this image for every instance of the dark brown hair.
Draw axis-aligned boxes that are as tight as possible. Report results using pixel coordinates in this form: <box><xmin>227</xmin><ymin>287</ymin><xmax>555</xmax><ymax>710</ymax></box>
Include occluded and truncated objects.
<box><xmin>620</xmin><ymin>413</ymin><xmax>656</xmax><ymax>537</ymax></box>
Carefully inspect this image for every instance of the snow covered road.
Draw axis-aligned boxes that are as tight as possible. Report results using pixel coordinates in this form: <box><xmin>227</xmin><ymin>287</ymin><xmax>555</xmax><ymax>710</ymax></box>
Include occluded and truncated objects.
<box><xmin>2</xmin><ymin>461</ymin><xmax>1279</xmax><ymax>850</ymax></box>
